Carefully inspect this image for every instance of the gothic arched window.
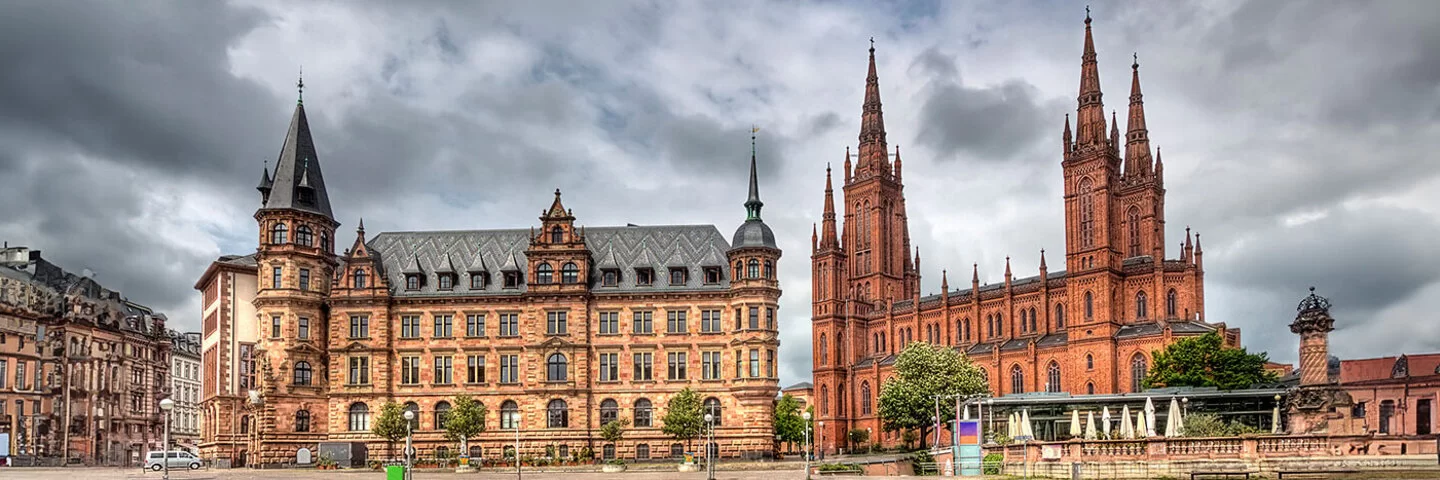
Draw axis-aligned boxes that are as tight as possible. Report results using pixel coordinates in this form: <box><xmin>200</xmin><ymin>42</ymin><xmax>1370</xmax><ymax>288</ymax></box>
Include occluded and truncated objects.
<box><xmin>270</xmin><ymin>223</ymin><xmax>288</xmax><ymax>244</ymax></box>
<box><xmin>1085</xmin><ymin>292</ymin><xmax>1094</xmax><ymax>319</ymax></box>
<box><xmin>860</xmin><ymin>381</ymin><xmax>872</xmax><ymax>415</ymax></box>
<box><xmin>819</xmin><ymin>334</ymin><xmax>827</xmax><ymax>365</ymax></box>
<box><xmin>1010</xmin><ymin>365</ymin><xmax>1025</xmax><ymax>394</ymax></box>
<box><xmin>1047</xmin><ymin>362</ymin><xmax>1062</xmax><ymax>393</ymax></box>
<box><xmin>1029</xmin><ymin>308</ymin><xmax>1038</xmax><ymax>332</ymax></box>
<box><xmin>1131</xmin><ymin>354</ymin><xmax>1149</xmax><ymax>393</ymax></box>
<box><xmin>820</xmin><ymin>385</ymin><xmax>829</xmax><ymax>415</ymax></box>
<box><xmin>1055</xmin><ymin>304</ymin><xmax>1065</xmax><ymax>328</ymax></box>
<box><xmin>1127</xmin><ymin>206</ymin><xmax>1141</xmax><ymax>257</ymax></box>
<box><xmin>1019</xmin><ymin>310</ymin><xmax>1028</xmax><ymax>333</ymax></box>
<box><xmin>561</xmin><ymin>262</ymin><xmax>579</xmax><ymax>284</ymax></box>
<box><xmin>536</xmin><ymin>263</ymin><xmax>553</xmax><ymax>284</ymax></box>
<box><xmin>1136</xmin><ymin>291</ymin><xmax>1148</xmax><ymax>319</ymax></box>
<box><xmin>1166</xmin><ymin>289</ymin><xmax>1177</xmax><ymax>318</ymax></box>
<box><xmin>1079</xmin><ymin>177</ymin><xmax>1095</xmax><ymax>248</ymax></box>
<box><xmin>1086</xmin><ymin>354</ymin><xmax>1095</xmax><ymax>370</ymax></box>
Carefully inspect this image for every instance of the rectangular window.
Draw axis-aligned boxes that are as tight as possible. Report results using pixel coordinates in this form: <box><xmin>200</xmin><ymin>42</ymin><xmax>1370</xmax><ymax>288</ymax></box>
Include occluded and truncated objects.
<box><xmin>0</xmin><ymin>359</ymin><xmax>7</xmax><ymax>389</ymax></box>
<box><xmin>499</xmin><ymin>313</ymin><xmax>519</xmax><ymax>337</ymax></box>
<box><xmin>16</xmin><ymin>361</ymin><xmax>28</xmax><ymax>390</ymax></box>
<box><xmin>401</xmin><ymin>357</ymin><xmax>420</xmax><ymax>385</ymax></box>
<box><xmin>735</xmin><ymin>350</ymin><xmax>742</xmax><ymax>378</ymax></box>
<box><xmin>500</xmin><ymin>355</ymin><xmax>519</xmax><ymax>384</ymax></box>
<box><xmin>467</xmin><ymin>355</ymin><xmax>485</xmax><ymax>383</ymax></box>
<box><xmin>632</xmin><ymin>311</ymin><xmax>653</xmax><ymax>334</ymax></box>
<box><xmin>767</xmin><ymin>349</ymin><xmax>776</xmax><ymax>377</ymax></box>
<box><xmin>434</xmin><ymin>356</ymin><xmax>453</xmax><ymax>384</ymax></box>
<box><xmin>701</xmin><ymin>310</ymin><xmax>721</xmax><ymax>333</ymax></box>
<box><xmin>602</xmin><ymin>270</ymin><xmax>618</xmax><ymax>286</ymax></box>
<box><xmin>399</xmin><ymin>315</ymin><xmax>419</xmax><ymax>338</ymax></box>
<box><xmin>669</xmin><ymin>267</ymin><xmax>686</xmax><ymax>285</ymax></box>
<box><xmin>702</xmin><ymin>352</ymin><xmax>721</xmax><ymax>380</ymax></box>
<box><xmin>272</xmin><ymin>266</ymin><xmax>282</xmax><ymax>289</ymax></box>
<box><xmin>749</xmin><ymin>306</ymin><xmax>760</xmax><ymax>330</ymax></box>
<box><xmin>599</xmin><ymin>353</ymin><xmax>618</xmax><ymax>381</ymax></box>
<box><xmin>270</xmin><ymin>315</ymin><xmax>281</xmax><ymax>338</ymax></box>
<box><xmin>503</xmin><ymin>272</ymin><xmax>519</xmax><ymax>288</ymax></box>
<box><xmin>349</xmin><ymin>315</ymin><xmax>370</xmax><ymax>339</ymax></box>
<box><xmin>668</xmin><ymin>352</ymin><xmax>687</xmax><ymax>380</ymax></box>
<box><xmin>735</xmin><ymin>308</ymin><xmax>742</xmax><ymax>330</ymax></box>
<box><xmin>547</xmin><ymin>311</ymin><xmax>568</xmax><ymax>335</ymax></box>
<box><xmin>299</xmin><ymin>268</ymin><xmax>310</xmax><ymax>291</ymax></box>
<box><xmin>636</xmin><ymin>268</ymin><xmax>654</xmax><ymax>286</ymax></box>
<box><xmin>704</xmin><ymin>267</ymin><xmax>721</xmax><ymax>284</ymax></box>
<box><xmin>633</xmin><ymin>352</ymin><xmax>653</xmax><ymax>381</ymax></box>
<box><xmin>470</xmin><ymin>273</ymin><xmax>485</xmax><ymax>289</ymax></box>
<box><xmin>667</xmin><ymin>310</ymin><xmax>687</xmax><ymax>334</ymax></box>
<box><xmin>466</xmin><ymin>314</ymin><xmax>485</xmax><ymax>337</ymax></box>
<box><xmin>348</xmin><ymin>356</ymin><xmax>370</xmax><ymax>385</ymax></box>
<box><xmin>433</xmin><ymin>314</ymin><xmax>453</xmax><ymax>338</ymax></box>
<box><xmin>767</xmin><ymin>307</ymin><xmax>776</xmax><ymax>329</ymax></box>
<box><xmin>298</xmin><ymin>317</ymin><xmax>310</xmax><ymax>339</ymax></box>
<box><xmin>749</xmin><ymin>349</ymin><xmax>760</xmax><ymax>377</ymax></box>
<box><xmin>599</xmin><ymin>312</ymin><xmax>619</xmax><ymax>335</ymax></box>
<box><xmin>438</xmin><ymin>274</ymin><xmax>453</xmax><ymax>290</ymax></box>
<box><xmin>238</xmin><ymin>344</ymin><xmax>255</xmax><ymax>389</ymax></box>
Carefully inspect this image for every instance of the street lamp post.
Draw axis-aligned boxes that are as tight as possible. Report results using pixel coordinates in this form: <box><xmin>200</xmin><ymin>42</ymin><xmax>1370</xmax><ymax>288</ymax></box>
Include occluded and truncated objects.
<box><xmin>802</xmin><ymin>411</ymin><xmax>812</xmax><ymax>480</ymax></box>
<box><xmin>159</xmin><ymin>398</ymin><xmax>175</xmax><ymax>480</ymax></box>
<box><xmin>704</xmin><ymin>412</ymin><xmax>716</xmax><ymax>480</ymax></box>
<box><xmin>402</xmin><ymin>409</ymin><xmax>415</xmax><ymax>480</ymax></box>
<box><xmin>515</xmin><ymin>414</ymin><xmax>521</xmax><ymax>480</ymax></box>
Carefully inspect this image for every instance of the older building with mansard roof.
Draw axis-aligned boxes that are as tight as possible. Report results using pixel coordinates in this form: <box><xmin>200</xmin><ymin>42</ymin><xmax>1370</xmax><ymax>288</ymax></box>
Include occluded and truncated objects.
<box><xmin>198</xmin><ymin>83</ymin><xmax>783</xmax><ymax>467</ymax></box>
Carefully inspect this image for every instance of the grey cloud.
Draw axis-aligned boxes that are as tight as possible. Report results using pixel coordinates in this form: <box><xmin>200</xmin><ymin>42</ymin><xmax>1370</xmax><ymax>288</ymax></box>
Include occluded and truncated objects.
<box><xmin>910</xmin><ymin>46</ymin><xmax>1051</xmax><ymax>162</ymax></box>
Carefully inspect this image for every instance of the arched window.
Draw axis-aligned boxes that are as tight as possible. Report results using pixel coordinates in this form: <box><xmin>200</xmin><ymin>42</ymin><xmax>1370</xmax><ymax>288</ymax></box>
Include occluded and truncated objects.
<box><xmin>550</xmin><ymin>226</ymin><xmax>563</xmax><ymax>243</ymax></box>
<box><xmin>434</xmin><ymin>401</ymin><xmax>452</xmax><ymax>430</ymax></box>
<box><xmin>1010</xmin><ymin>365</ymin><xmax>1025</xmax><ymax>394</ymax></box>
<box><xmin>1086</xmin><ymin>354</ymin><xmax>1094</xmax><ymax>370</ymax></box>
<box><xmin>295</xmin><ymin>225</ymin><xmax>314</xmax><ymax>247</ymax></box>
<box><xmin>704</xmin><ymin>397</ymin><xmax>722</xmax><ymax>426</ymax></box>
<box><xmin>547</xmin><ymin>353</ymin><xmax>568</xmax><ymax>382</ymax></box>
<box><xmin>764</xmin><ymin>260</ymin><xmax>774</xmax><ymax>279</ymax></box>
<box><xmin>403</xmin><ymin>402</ymin><xmax>420</xmax><ymax>430</ymax></box>
<box><xmin>836</xmin><ymin>332</ymin><xmax>844</xmax><ymax>363</ymax></box>
<box><xmin>293</xmin><ymin>361</ymin><xmax>312</xmax><ymax>386</ymax></box>
<box><xmin>295</xmin><ymin>410</ymin><xmax>311</xmax><ymax>432</ymax></box>
<box><xmin>1127</xmin><ymin>206</ymin><xmax>1141</xmax><ymax>257</ymax></box>
<box><xmin>979</xmin><ymin>368</ymin><xmax>990</xmax><ymax>390</ymax></box>
<box><xmin>996</xmin><ymin>313</ymin><xmax>1003</xmax><ymax>336</ymax></box>
<box><xmin>561</xmin><ymin>262</ymin><xmax>579</xmax><ymax>284</ymax></box>
<box><xmin>1131</xmin><ymin>354</ymin><xmax>1149</xmax><ymax>393</ymax></box>
<box><xmin>821</xmin><ymin>385</ymin><xmax>829</xmax><ymax>415</ymax></box>
<box><xmin>500</xmin><ymin>400</ymin><xmax>519</xmax><ymax>429</ymax></box>
<box><xmin>1166</xmin><ymin>289</ymin><xmax>1177</xmax><ymax>317</ymax></box>
<box><xmin>1136</xmin><ymin>291</ymin><xmax>1148</xmax><ymax>319</ymax></box>
<box><xmin>1055</xmin><ymin>304</ymin><xmax>1065</xmax><ymax>328</ymax></box>
<box><xmin>1086</xmin><ymin>382</ymin><xmax>1096</xmax><ymax>395</ymax></box>
<box><xmin>819</xmin><ymin>334</ymin><xmax>827</xmax><ymax>365</ymax></box>
<box><xmin>537</xmin><ymin>263</ymin><xmax>553</xmax><ymax>284</ymax></box>
<box><xmin>1019</xmin><ymin>310</ymin><xmax>1028</xmax><ymax>332</ymax></box>
<box><xmin>860</xmin><ymin>382</ymin><xmax>872</xmax><ymax>415</ymax></box>
<box><xmin>600</xmin><ymin>399</ymin><xmax>618</xmax><ymax>425</ymax></box>
<box><xmin>353</xmin><ymin>269</ymin><xmax>368</xmax><ymax>289</ymax></box>
<box><xmin>547</xmin><ymin>399</ymin><xmax>568</xmax><ymax>428</ymax></box>
<box><xmin>747</xmin><ymin>259</ymin><xmax>760</xmax><ymax>279</ymax></box>
<box><xmin>1029</xmin><ymin>308</ymin><xmax>1038</xmax><ymax>332</ymax></box>
<box><xmin>1047</xmin><ymin>362</ymin><xmax>1062</xmax><ymax>393</ymax></box>
<box><xmin>734</xmin><ymin>261</ymin><xmax>743</xmax><ymax>280</ymax></box>
<box><xmin>1079</xmin><ymin>177</ymin><xmax>1094</xmax><ymax>248</ymax></box>
<box><xmin>634</xmin><ymin>399</ymin><xmax>653</xmax><ymax>427</ymax></box>
<box><xmin>347</xmin><ymin>403</ymin><xmax>369</xmax><ymax>431</ymax></box>
<box><xmin>270</xmin><ymin>223</ymin><xmax>288</xmax><ymax>244</ymax></box>
<box><xmin>837</xmin><ymin>382</ymin><xmax>846</xmax><ymax>416</ymax></box>
<box><xmin>1085</xmin><ymin>292</ymin><xmax>1094</xmax><ymax>319</ymax></box>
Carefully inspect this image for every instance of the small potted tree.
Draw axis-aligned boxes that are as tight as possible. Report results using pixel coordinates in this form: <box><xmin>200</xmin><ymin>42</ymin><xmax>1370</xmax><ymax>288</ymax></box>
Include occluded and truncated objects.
<box><xmin>600</xmin><ymin>418</ymin><xmax>631</xmax><ymax>472</ymax></box>
<box><xmin>442</xmin><ymin>394</ymin><xmax>487</xmax><ymax>473</ymax></box>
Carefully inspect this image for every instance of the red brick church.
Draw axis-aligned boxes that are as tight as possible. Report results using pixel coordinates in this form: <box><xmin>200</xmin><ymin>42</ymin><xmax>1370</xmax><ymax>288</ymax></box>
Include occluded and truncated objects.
<box><xmin>809</xmin><ymin>13</ymin><xmax>1242</xmax><ymax>451</ymax></box>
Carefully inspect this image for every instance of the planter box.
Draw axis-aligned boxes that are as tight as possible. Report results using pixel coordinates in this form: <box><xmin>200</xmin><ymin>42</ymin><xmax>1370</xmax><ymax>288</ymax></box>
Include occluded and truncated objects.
<box><xmin>602</xmin><ymin>464</ymin><xmax>627</xmax><ymax>473</ymax></box>
<box><xmin>678</xmin><ymin>463</ymin><xmax>703</xmax><ymax>472</ymax></box>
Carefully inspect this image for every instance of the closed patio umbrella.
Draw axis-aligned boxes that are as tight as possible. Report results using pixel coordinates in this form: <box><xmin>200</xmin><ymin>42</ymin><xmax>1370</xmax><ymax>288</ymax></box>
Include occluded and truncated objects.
<box><xmin>1020</xmin><ymin>409</ymin><xmax>1034</xmax><ymax>439</ymax></box>
<box><xmin>1069</xmin><ymin>410</ymin><xmax>1082</xmax><ymax>438</ymax></box>
<box><xmin>1143</xmin><ymin>397</ymin><xmax>1157</xmax><ymax>437</ymax></box>
<box><xmin>1084</xmin><ymin>411</ymin><xmax>1097</xmax><ymax>440</ymax></box>
<box><xmin>1120</xmin><ymin>405</ymin><xmax>1135</xmax><ymax>439</ymax></box>
<box><xmin>1135</xmin><ymin>410</ymin><xmax>1149</xmax><ymax>439</ymax></box>
<box><xmin>1101</xmin><ymin>406</ymin><xmax>1113</xmax><ymax>439</ymax></box>
<box><xmin>1165</xmin><ymin>397</ymin><xmax>1182</xmax><ymax>437</ymax></box>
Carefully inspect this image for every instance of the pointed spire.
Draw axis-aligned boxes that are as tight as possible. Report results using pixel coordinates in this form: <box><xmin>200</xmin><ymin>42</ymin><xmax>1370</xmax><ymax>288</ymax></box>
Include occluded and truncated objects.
<box><xmin>893</xmin><ymin>145</ymin><xmax>903</xmax><ymax>182</ymax></box>
<box><xmin>843</xmin><ymin>146</ymin><xmax>852</xmax><ymax>182</ymax></box>
<box><xmin>257</xmin><ymin>160</ymin><xmax>273</xmax><ymax>204</ymax></box>
<box><xmin>297</xmin><ymin>157</ymin><xmax>313</xmax><ymax>189</ymax></box>
<box><xmin>263</xmin><ymin>97</ymin><xmax>334</xmax><ymax>220</ymax></box>
<box><xmin>1154</xmin><ymin>146</ymin><xmax>1165</xmax><ymax>186</ymax></box>
<box><xmin>357</xmin><ymin>218</ymin><xmax>365</xmax><ymax>235</ymax></box>
<box><xmin>812</xmin><ymin>223</ymin><xmax>818</xmax><ymax>252</ymax></box>
<box><xmin>857</xmin><ymin>38</ymin><xmax>890</xmax><ymax>177</ymax></box>
<box><xmin>296</xmin><ymin>67</ymin><xmax>305</xmax><ymax>105</ymax></box>
<box><xmin>1005</xmin><ymin>256</ymin><xmax>1012</xmax><ymax>280</ymax></box>
<box><xmin>941</xmin><ymin>269</ymin><xmax>949</xmax><ymax>291</ymax></box>
<box><xmin>821</xmin><ymin>163</ymin><xmax>839</xmax><ymax>249</ymax></box>
<box><xmin>1040</xmin><ymin>249</ymin><xmax>1048</xmax><ymax>271</ymax></box>
<box><xmin>745</xmin><ymin>129</ymin><xmax>765</xmax><ymax>221</ymax></box>
<box><xmin>1062</xmin><ymin>114</ymin><xmax>1073</xmax><ymax>155</ymax></box>
<box><xmin>1110</xmin><ymin>110</ymin><xmax>1120</xmax><ymax>148</ymax></box>
<box><xmin>972</xmin><ymin>263</ymin><xmax>980</xmax><ymax>285</ymax></box>
<box><xmin>1076</xmin><ymin>8</ymin><xmax>1107</xmax><ymax>146</ymax></box>
<box><xmin>543</xmin><ymin>188</ymin><xmax>572</xmax><ymax>220</ymax></box>
<box><xmin>1124</xmin><ymin>53</ymin><xmax>1153</xmax><ymax>176</ymax></box>
<box><xmin>1183</xmin><ymin>226</ymin><xmax>1193</xmax><ymax>263</ymax></box>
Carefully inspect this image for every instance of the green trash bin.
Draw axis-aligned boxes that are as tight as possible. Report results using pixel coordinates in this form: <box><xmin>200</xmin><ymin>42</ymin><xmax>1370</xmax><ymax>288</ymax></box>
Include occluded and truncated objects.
<box><xmin>385</xmin><ymin>464</ymin><xmax>406</xmax><ymax>480</ymax></box>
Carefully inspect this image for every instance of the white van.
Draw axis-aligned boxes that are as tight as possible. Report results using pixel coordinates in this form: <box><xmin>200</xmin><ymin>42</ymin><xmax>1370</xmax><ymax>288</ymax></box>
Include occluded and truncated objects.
<box><xmin>144</xmin><ymin>450</ymin><xmax>201</xmax><ymax>471</ymax></box>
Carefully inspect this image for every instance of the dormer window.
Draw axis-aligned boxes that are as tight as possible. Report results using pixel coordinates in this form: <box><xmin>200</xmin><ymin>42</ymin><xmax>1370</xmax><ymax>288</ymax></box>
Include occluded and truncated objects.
<box><xmin>270</xmin><ymin>223</ymin><xmax>288</xmax><ymax>244</ymax></box>
<box><xmin>561</xmin><ymin>262</ymin><xmax>579</xmax><ymax>284</ymax></box>
<box><xmin>438</xmin><ymin>274</ymin><xmax>454</xmax><ymax>290</ymax></box>
<box><xmin>536</xmin><ymin>263</ymin><xmax>553</xmax><ymax>284</ymax></box>
<box><xmin>297</xmin><ymin>188</ymin><xmax>314</xmax><ymax>205</ymax></box>
<box><xmin>503</xmin><ymin>272</ymin><xmax>520</xmax><ymax>289</ymax></box>
<box><xmin>602</xmin><ymin>269</ymin><xmax>619</xmax><ymax>287</ymax></box>
<box><xmin>668</xmin><ymin>267</ymin><xmax>687</xmax><ymax>286</ymax></box>
<box><xmin>636</xmin><ymin>268</ymin><xmax>654</xmax><ymax>286</ymax></box>
<box><xmin>405</xmin><ymin>275</ymin><xmax>421</xmax><ymax>291</ymax></box>
<box><xmin>353</xmin><ymin>269</ymin><xmax>368</xmax><ymax>289</ymax></box>
<box><xmin>550</xmin><ymin>226</ymin><xmax>563</xmax><ymax>244</ymax></box>
<box><xmin>470</xmin><ymin>273</ymin><xmax>487</xmax><ymax>290</ymax></box>
<box><xmin>703</xmin><ymin>267</ymin><xmax>722</xmax><ymax>284</ymax></box>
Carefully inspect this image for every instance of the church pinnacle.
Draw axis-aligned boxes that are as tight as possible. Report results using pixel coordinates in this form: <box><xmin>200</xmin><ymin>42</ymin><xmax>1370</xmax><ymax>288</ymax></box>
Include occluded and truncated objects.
<box><xmin>1076</xmin><ymin>9</ymin><xmax>1107</xmax><ymax>146</ymax></box>
<box><xmin>856</xmin><ymin>37</ymin><xmax>890</xmax><ymax>178</ymax></box>
<box><xmin>1124</xmin><ymin>53</ymin><xmax>1154</xmax><ymax>177</ymax></box>
<box><xmin>820</xmin><ymin>163</ymin><xmax>839</xmax><ymax>249</ymax></box>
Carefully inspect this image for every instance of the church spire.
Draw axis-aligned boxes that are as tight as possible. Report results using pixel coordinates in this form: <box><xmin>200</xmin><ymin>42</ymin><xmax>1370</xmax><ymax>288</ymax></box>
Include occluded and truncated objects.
<box><xmin>1124</xmin><ymin>53</ymin><xmax>1153</xmax><ymax>176</ymax></box>
<box><xmin>820</xmin><ymin>163</ymin><xmax>839</xmax><ymax>249</ymax></box>
<box><xmin>857</xmin><ymin>37</ymin><xmax>890</xmax><ymax>178</ymax></box>
<box><xmin>745</xmin><ymin>127</ymin><xmax>764</xmax><ymax>221</ymax></box>
<box><xmin>1062</xmin><ymin>114</ymin><xmax>1073</xmax><ymax>155</ymax></box>
<box><xmin>1076</xmin><ymin>8</ymin><xmax>1107</xmax><ymax>146</ymax></box>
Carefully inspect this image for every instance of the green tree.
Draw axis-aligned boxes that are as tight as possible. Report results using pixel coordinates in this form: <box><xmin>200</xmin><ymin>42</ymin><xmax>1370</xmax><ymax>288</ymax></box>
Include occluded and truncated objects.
<box><xmin>877</xmin><ymin>342</ymin><xmax>989</xmax><ymax>449</ymax></box>
<box><xmin>773</xmin><ymin>394</ymin><xmax>807</xmax><ymax>446</ymax></box>
<box><xmin>371</xmin><ymin>401</ymin><xmax>409</xmax><ymax>459</ymax></box>
<box><xmin>601</xmin><ymin>417</ymin><xmax>631</xmax><ymax>445</ymax></box>
<box><xmin>442</xmin><ymin>394</ymin><xmax>488</xmax><ymax>457</ymax></box>
<box><xmin>1143</xmin><ymin>331</ymin><xmax>1280</xmax><ymax>391</ymax></box>
<box><xmin>661</xmin><ymin>387</ymin><xmax>704</xmax><ymax>454</ymax></box>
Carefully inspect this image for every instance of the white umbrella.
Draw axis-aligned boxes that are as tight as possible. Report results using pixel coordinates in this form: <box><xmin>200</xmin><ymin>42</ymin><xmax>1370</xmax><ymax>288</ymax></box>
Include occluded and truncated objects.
<box><xmin>1084</xmin><ymin>411</ymin><xmax>1097</xmax><ymax>440</ymax></box>
<box><xmin>1135</xmin><ymin>411</ymin><xmax>1149</xmax><ymax>439</ymax></box>
<box><xmin>1272</xmin><ymin>400</ymin><xmax>1282</xmax><ymax>434</ymax></box>
<box><xmin>1143</xmin><ymin>397</ymin><xmax>1158</xmax><ymax>437</ymax></box>
<box><xmin>1008</xmin><ymin>413</ymin><xmax>1017</xmax><ymax>439</ymax></box>
<box><xmin>1020</xmin><ymin>409</ymin><xmax>1034</xmax><ymax>439</ymax></box>
<box><xmin>1101</xmin><ymin>406</ymin><xmax>1113</xmax><ymax>439</ymax></box>
<box><xmin>1069</xmin><ymin>410</ymin><xmax>1082</xmax><ymax>438</ymax></box>
<box><xmin>1120</xmin><ymin>405</ymin><xmax>1135</xmax><ymax>439</ymax></box>
<box><xmin>963</xmin><ymin>405</ymin><xmax>971</xmax><ymax>421</ymax></box>
<box><xmin>1165</xmin><ymin>397</ymin><xmax>1181</xmax><ymax>437</ymax></box>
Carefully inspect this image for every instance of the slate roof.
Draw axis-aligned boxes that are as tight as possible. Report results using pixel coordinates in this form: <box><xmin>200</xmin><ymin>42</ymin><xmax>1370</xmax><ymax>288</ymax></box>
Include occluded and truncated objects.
<box><xmin>366</xmin><ymin>224</ymin><xmax>734</xmax><ymax>296</ymax></box>
<box><xmin>911</xmin><ymin>270</ymin><xmax>1070</xmax><ymax>305</ymax></box>
<box><xmin>782</xmin><ymin>382</ymin><xmax>813</xmax><ymax>391</ymax></box>
<box><xmin>1114</xmin><ymin>321</ymin><xmax>1216</xmax><ymax>339</ymax></box>
<box><xmin>261</xmin><ymin>103</ymin><xmax>334</xmax><ymax>219</ymax></box>
<box><xmin>1036</xmin><ymin>332</ymin><xmax>1069</xmax><ymax>348</ymax></box>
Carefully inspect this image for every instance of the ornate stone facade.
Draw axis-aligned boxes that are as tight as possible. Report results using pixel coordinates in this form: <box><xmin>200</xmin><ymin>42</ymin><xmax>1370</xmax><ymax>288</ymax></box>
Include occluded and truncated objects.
<box><xmin>810</xmin><ymin>13</ymin><xmax>1242</xmax><ymax>452</ymax></box>
<box><xmin>198</xmin><ymin>96</ymin><xmax>783</xmax><ymax>467</ymax></box>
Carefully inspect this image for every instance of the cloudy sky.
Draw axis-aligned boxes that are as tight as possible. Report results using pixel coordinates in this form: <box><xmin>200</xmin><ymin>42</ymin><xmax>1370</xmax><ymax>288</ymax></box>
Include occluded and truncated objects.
<box><xmin>2</xmin><ymin>0</ymin><xmax>1438</xmax><ymax>388</ymax></box>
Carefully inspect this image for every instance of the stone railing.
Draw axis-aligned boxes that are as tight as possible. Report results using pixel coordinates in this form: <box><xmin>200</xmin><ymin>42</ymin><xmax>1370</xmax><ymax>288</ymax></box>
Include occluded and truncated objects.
<box><xmin>986</xmin><ymin>434</ymin><xmax>1437</xmax><ymax>464</ymax></box>
<box><xmin>1165</xmin><ymin>438</ymin><xmax>1243</xmax><ymax>456</ymax></box>
<box><xmin>1081</xmin><ymin>441</ymin><xmax>1147</xmax><ymax>457</ymax></box>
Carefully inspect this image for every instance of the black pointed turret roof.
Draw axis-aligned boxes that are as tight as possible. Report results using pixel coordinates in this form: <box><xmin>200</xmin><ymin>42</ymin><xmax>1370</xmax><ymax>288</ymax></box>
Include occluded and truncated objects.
<box><xmin>263</xmin><ymin>103</ymin><xmax>335</xmax><ymax>220</ymax></box>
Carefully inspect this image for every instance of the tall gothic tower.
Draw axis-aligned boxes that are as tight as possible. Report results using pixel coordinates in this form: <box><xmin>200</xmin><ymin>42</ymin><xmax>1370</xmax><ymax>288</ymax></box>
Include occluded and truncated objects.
<box><xmin>251</xmin><ymin>78</ymin><xmax>339</xmax><ymax>463</ymax></box>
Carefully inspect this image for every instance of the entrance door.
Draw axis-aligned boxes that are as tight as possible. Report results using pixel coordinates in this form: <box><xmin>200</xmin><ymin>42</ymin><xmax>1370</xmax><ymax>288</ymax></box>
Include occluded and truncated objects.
<box><xmin>1418</xmin><ymin>399</ymin><xmax>1432</xmax><ymax>435</ymax></box>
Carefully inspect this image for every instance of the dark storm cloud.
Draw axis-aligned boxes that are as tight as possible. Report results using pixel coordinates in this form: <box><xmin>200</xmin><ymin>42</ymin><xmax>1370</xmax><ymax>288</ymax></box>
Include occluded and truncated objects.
<box><xmin>911</xmin><ymin>46</ymin><xmax>1051</xmax><ymax>162</ymax></box>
